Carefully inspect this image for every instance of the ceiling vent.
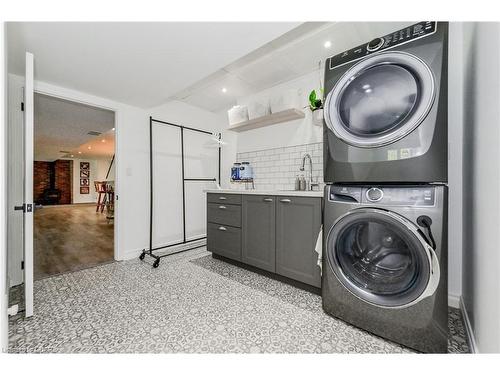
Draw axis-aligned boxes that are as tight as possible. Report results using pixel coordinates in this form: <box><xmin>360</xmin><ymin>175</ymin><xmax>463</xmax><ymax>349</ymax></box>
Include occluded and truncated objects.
<box><xmin>87</xmin><ymin>131</ymin><xmax>102</xmax><ymax>136</ymax></box>
<box><xmin>59</xmin><ymin>150</ymin><xmax>71</xmax><ymax>153</ymax></box>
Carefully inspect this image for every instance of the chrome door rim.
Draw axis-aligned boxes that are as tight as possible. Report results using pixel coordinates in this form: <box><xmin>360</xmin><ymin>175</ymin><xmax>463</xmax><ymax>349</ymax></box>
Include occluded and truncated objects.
<box><xmin>324</xmin><ymin>51</ymin><xmax>435</xmax><ymax>148</ymax></box>
<box><xmin>326</xmin><ymin>208</ymin><xmax>440</xmax><ymax>309</ymax></box>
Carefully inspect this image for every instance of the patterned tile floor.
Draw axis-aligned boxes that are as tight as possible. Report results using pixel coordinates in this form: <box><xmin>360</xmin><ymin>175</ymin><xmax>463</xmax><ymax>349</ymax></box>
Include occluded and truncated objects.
<box><xmin>8</xmin><ymin>248</ymin><xmax>470</xmax><ymax>353</ymax></box>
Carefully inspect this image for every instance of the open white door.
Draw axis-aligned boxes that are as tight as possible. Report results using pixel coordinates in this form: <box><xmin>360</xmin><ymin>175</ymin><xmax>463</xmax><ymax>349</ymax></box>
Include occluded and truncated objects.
<box><xmin>23</xmin><ymin>52</ymin><xmax>34</xmax><ymax>317</ymax></box>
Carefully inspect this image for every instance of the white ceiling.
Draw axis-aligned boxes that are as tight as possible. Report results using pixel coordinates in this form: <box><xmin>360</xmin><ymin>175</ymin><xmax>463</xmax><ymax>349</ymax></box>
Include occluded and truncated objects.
<box><xmin>34</xmin><ymin>93</ymin><xmax>115</xmax><ymax>161</ymax></box>
<box><xmin>7</xmin><ymin>22</ymin><xmax>300</xmax><ymax>108</ymax></box>
<box><xmin>173</xmin><ymin>22</ymin><xmax>414</xmax><ymax>112</ymax></box>
<box><xmin>61</xmin><ymin>130</ymin><xmax>115</xmax><ymax>160</ymax></box>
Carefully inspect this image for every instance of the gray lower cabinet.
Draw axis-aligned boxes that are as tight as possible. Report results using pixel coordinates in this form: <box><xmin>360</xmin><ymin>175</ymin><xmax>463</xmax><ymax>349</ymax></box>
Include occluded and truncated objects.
<box><xmin>207</xmin><ymin>223</ymin><xmax>241</xmax><ymax>261</ymax></box>
<box><xmin>276</xmin><ymin>196</ymin><xmax>322</xmax><ymax>288</ymax></box>
<box><xmin>207</xmin><ymin>192</ymin><xmax>322</xmax><ymax>288</ymax></box>
<box><xmin>207</xmin><ymin>193</ymin><xmax>242</xmax><ymax>261</ymax></box>
<box><xmin>241</xmin><ymin>195</ymin><xmax>276</xmax><ymax>272</ymax></box>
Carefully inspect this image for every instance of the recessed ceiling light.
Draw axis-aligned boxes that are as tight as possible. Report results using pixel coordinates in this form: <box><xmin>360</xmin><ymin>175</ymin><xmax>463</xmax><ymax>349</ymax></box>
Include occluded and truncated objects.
<box><xmin>324</xmin><ymin>40</ymin><xmax>332</xmax><ymax>49</ymax></box>
<box><xmin>112</xmin><ymin>127</ymin><xmax>115</xmax><ymax>131</ymax></box>
<box><xmin>78</xmin><ymin>151</ymin><xmax>82</xmax><ymax>154</ymax></box>
<box><xmin>87</xmin><ymin>146</ymin><xmax>92</xmax><ymax>150</ymax></box>
<box><xmin>101</xmin><ymin>139</ymin><xmax>106</xmax><ymax>143</ymax></box>
<box><xmin>221</xmin><ymin>88</ymin><xmax>227</xmax><ymax>93</ymax></box>
<box><xmin>70</xmin><ymin>155</ymin><xmax>74</xmax><ymax>157</ymax></box>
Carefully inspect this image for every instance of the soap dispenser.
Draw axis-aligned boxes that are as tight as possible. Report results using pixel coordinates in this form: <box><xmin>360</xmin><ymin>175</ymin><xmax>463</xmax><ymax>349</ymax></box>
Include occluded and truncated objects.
<box><xmin>294</xmin><ymin>175</ymin><xmax>300</xmax><ymax>191</ymax></box>
<box><xmin>299</xmin><ymin>174</ymin><xmax>306</xmax><ymax>191</ymax></box>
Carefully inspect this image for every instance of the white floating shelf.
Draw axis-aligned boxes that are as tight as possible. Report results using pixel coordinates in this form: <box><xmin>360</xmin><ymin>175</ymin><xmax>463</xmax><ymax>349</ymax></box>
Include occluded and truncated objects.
<box><xmin>228</xmin><ymin>108</ymin><xmax>305</xmax><ymax>132</ymax></box>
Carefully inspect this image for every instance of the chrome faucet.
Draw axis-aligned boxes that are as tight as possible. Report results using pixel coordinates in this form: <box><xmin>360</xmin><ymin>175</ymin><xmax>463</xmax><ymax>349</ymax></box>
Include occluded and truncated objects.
<box><xmin>300</xmin><ymin>153</ymin><xmax>319</xmax><ymax>191</ymax></box>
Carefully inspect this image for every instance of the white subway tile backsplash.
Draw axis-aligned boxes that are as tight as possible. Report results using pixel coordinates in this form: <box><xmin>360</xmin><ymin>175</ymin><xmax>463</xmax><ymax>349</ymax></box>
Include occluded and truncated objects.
<box><xmin>236</xmin><ymin>142</ymin><xmax>323</xmax><ymax>191</ymax></box>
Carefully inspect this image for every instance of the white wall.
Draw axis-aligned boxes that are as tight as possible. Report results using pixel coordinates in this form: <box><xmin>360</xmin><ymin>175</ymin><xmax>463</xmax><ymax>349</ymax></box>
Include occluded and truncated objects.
<box><xmin>69</xmin><ymin>157</ymin><xmax>114</xmax><ymax>204</ymax></box>
<box><xmin>95</xmin><ymin>157</ymin><xmax>115</xmax><ymax>181</ymax></box>
<box><xmin>447</xmin><ymin>23</ymin><xmax>466</xmax><ymax>305</ymax></box>
<box><xmin>461</xmin><ymin>22</ymin><xmax>500</xmax><ymax>353</ymax></box>
<box><xmin>1</xmin><ymin>21</ymin><xmax>9</xmax><ymax>353</ymax></box>
<box><xmin>235</xmin><ymin>70</ymin><xmax>323</xmax><ymax>153</ymax></box>
<box><xmin>71</xmin><ymin>158</ymin><xmax>97</xmax><ymax>204</ymax></box>
<box><xmin>148</xmin><ymin>100</ymin><xmax>227</xmax><ymax>251</ymax></box>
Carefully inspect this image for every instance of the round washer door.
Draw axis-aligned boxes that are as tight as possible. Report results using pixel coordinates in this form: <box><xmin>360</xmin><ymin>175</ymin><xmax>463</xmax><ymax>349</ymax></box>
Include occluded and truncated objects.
<box><xmin>324</xmin><ymin>51</ymin><xmax>435</xmax><ymax>148</ymax></box>
<box><xmin>326</xmin><ymin>208</ymin><xmax>438</xmax><ymax>308</ymax></box>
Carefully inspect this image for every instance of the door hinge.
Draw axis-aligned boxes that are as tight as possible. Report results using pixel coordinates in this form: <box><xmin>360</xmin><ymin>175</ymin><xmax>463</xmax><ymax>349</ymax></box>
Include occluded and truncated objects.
<box><xmin>21</xmin><ymin>102</ymin><xmax>24</xmax><ymax>111</ymax></box>
<box><xmin>21</xmin><ymin>261</ymin><xmax>24</xmax><ymax>270</ymax></box>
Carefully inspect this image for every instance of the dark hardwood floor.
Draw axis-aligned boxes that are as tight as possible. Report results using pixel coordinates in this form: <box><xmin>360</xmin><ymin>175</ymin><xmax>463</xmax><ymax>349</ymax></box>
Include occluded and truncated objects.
<box><xmin>34</xmin><ymin>203</ymin><xmax>114</xmax><ymax>280</ymax></box>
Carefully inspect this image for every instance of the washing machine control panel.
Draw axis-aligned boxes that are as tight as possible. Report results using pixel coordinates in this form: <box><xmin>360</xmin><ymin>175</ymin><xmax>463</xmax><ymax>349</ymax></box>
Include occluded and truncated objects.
<box><xmin>329</xmin><ymin>185</ymin><xmax>435</xmax><ymax>206</ymax></box>
<box><xmin>328</xmin><ymin>21</ymin><xmax>437</xmax><ymax>69</ymax></box>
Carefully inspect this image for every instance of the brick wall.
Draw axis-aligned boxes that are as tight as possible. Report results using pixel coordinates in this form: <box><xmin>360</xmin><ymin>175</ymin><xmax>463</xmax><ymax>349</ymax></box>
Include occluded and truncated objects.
<box><xmin>33</xmin><ymin>161</ymin><xmax>51</xmax><ymax>203</ymax></box>
<box><xmin>55</xmin><ymin>160</ymin><xmax>72</xmax><ymax>204</ymax></box>
<box><xmin>234</xmin><ymin>142</ymin><xmax>324</xmax><ymax>191</ymax></box>
<box><xmin>33</xmin><ymin>160</ymin><xmax>73</xmax><ymax>205</ymax></box>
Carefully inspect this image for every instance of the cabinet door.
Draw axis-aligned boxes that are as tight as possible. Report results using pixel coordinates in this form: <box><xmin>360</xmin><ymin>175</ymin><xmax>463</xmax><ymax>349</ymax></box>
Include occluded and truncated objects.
<box><xmin>242</xmin><ymin>195</ymin><xmax>276</xmax><ymax>272</ymax></box>
<box><xmin>276</xmin><ymin>196</ymin><xmax>322</xmax><ymax>287</ymax></box>
<box><xmin>207</xmin><ymin>223</ymin><xmax>241</xmax><ymax>261</ymax></box>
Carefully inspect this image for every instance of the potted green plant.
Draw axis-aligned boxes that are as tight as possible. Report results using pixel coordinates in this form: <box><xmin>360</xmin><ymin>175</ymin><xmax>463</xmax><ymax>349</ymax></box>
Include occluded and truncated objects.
<box><xmin>308</xmin><ymin>89</ymin><xmax>324</xmax><ymax>126</ymax></box>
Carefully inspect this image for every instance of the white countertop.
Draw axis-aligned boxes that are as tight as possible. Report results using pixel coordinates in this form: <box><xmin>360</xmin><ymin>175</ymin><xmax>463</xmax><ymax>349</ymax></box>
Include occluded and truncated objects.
<box><xmin>204</xmin><ymin>189</ymin><xmax>323</xmax><ymax>198</ymax></box>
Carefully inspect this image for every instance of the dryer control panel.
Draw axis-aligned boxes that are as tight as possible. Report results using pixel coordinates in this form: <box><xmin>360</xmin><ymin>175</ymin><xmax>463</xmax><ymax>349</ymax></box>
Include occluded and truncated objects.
<box><xmin>329</xmin><ymin>185</ymin><xmax>435</xmax><ymax>206</ymax></box>
<box><xmin>328</xmin><ymin>21</ymin><xmax>437</xmax><ymax>69</ymax></box>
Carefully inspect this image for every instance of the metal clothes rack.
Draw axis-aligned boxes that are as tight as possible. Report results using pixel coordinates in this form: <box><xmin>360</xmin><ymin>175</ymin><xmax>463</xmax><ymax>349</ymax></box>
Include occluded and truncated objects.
<box><xmin>139</xmin><ymin>116</ymin><xmax>221</xmax><ymax>268</ymax></box>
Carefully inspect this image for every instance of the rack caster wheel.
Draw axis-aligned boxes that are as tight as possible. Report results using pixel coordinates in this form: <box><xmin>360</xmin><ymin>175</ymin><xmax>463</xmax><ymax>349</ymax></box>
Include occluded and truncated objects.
<box><xmin>139</xmin><ymin>252</ymin><xmax>145</xmax><ymax>261</ymax></box>
<box><xmin>153</xmin><ymin>259</ymin><xmax>160</xmax><ymax>268</ymax></box>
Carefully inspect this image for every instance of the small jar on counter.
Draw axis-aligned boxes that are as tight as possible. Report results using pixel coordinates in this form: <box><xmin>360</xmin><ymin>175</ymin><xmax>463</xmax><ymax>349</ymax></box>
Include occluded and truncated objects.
<box><xmin>239</xmin><ymin>162</ymin><xmax>253</xmax><ymax>180</ymax></box>
<box><xmin>231</xmin><ymin>163</ymin><xmax>241</xmax><ymax>180</ymax></box>
<box><xmin>299</xmin><ymin>175</ymin><xmax>306</xmax><ymax>191</ymax></box>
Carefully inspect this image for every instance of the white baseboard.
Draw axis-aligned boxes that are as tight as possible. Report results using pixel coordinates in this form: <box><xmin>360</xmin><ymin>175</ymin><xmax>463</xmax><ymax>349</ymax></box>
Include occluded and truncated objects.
<box><xmin>448</xmin><ymin>294</ymin><xmax>460</xmax><ymax>309</ymax></box>
<box><xmin>121</xmin><ymin>248</ymin><xmax>144</xmax><ymax>261</ymax></box>
<box><xmin>460</xmin><ymin>296</ymin><xmax>478</xmax><ymax>353</ymax></box>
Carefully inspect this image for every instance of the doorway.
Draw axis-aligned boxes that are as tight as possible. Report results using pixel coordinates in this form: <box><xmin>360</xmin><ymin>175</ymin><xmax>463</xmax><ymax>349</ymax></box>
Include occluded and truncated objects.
<box><xmin>32</xmin><ymin>93</ymin><xmax>116</xmax><ymax>279</ymax></box>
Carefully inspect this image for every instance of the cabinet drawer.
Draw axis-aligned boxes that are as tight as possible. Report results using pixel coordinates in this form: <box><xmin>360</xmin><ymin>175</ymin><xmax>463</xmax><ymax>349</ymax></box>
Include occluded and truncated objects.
<box><xmin>207</xmin><ymin>223</ymin><xmax>241</xmax><ymax>262</ymax></box>
<box><xmin>207</xmin><ymin>193</ymin><xmax>241</xmax><ymax>205</ymax></box>
<box><xmin>207</xmin><ymin>203</ymin><xmax>241</xmax><ymax>227</ymax></box>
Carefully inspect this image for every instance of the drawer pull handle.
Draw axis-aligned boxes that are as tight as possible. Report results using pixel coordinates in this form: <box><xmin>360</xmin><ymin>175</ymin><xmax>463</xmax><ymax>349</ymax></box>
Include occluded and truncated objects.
<box><xmin>263</xmin><ymin>198</ymin><xmax>273</xmax><ymax>202</ymax></box>
<box><xmin>218</xmin><ymin>205</ymin><xmax>227</xmax><ymax>210</ymax></box>
<box><xmin>219</xmin><ymin>196</ymin><xmax>227</xmax><ymax>200</ymax></box>
<box><xmin>280</xmin><ymin>199</ymin><xmax>291</xmax><ymax>203</ymax></box>
<box><xmin>218</xmin><ymin>226</ymin><xmax>227</xmax><ymax>231</ymax></box>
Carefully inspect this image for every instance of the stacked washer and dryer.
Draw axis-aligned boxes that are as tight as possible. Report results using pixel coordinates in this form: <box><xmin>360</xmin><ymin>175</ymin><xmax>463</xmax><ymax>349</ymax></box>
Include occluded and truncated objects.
<box><xmin>322</xmin><ymin>21</ymin><xmax>449</xmax><ymax>353</ymax></box>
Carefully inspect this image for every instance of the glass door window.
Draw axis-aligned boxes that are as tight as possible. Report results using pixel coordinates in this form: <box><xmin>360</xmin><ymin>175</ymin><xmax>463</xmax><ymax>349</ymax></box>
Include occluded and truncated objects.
<box><xmin>325</xmin><ymin>52</ymin><xmax>435</xmax><ymax>148</ymax></box>
<box><xmin>338</xmin><ymin>65</ymin><xmax>418</xmax><ymax>136</ymax></box>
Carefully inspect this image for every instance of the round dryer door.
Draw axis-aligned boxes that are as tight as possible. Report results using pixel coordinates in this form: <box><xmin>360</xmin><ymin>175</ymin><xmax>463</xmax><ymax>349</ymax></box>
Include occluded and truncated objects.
<box><xmin>324</xmin><ymin>51</ymin><xmax>435</xmax><ymax>148</ymax></box>
<box><xmin>326</xmin><ymin>208</ymin><xmax>439</xmax><ymax>308</ymax></box>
